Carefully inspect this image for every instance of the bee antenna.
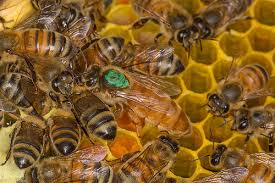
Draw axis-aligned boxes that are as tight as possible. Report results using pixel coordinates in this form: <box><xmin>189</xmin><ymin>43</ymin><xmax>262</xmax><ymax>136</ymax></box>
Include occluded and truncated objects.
<box><xmin>210</xmin><ymin>128</ymin><xmax>215</xmax><ymax>151</ymax></box>
<box><xmin>224</xmin><ymin>57</ymin><xmax>235</xmax><ymax>83</ymax></box>
<box><xmin>199</xmin><ymin>39</ymin><xmax>203</xmax><ymax>52</ymax></box>
<box><xmin>192</xmin><ymin>154</ymin><xmax>211</xmax><ymax>162</ymax></box>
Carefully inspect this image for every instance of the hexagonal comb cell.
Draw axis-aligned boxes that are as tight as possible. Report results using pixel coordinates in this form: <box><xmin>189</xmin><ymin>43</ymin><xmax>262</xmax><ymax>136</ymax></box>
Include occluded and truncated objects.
<box><xmin>182</xmin><ymin>64</ymin><xmax>212</xmax><ymax>93</ymax></box>
<box><xmin>171</xmin><ymin>149</ymin><xmax>197</xmax><ymax>178</ymax></box>
<box><xmin>203</xmin><ymin>117</ymin><xmax>233</xmax><ymax>143</ymax></box>
<box><xmin>219</xmin><ymin>33</ymin><xmax>249</xmax><ymax>57</ymax></box>
<box><xmin>227</xmin><ymin>14</ymin><xmax>252</xmax><ymax>33</ymax></box>
<box><xmin>248</xmin><ymin>27</ymin><xmax>275</xmax><ymax>52</ymax></box>
<box><xmin>191</xmin><ymin>40</ymin><xmax>218</xmax><ymax>65</ymax></box>
<box><xmin>228</xmin><ymin>136</ymin><xmax>259</xmax><ymax>154</ymax></box>
<box><xmin>140</xmin><ymin>124</ymin><xmax>160</xmax><ymax>145</ymax></box>
<box><xmin>212</xmin><ymin>59</ymin><xmax>233</xmax><ymax>83</ymax></box>
<box><xmin>107</xmin><ymin>5</ymin><xmax>138</xmax><ymax>25</ymax></box>
<box><xmin>108</xmin><ymin>131</ymin><xmax>140</xmax><ymax>158</ymax></box>
<box><xmin>179</xmin><ymin>94</ymin><xmax>208</xmax><ymax>123</ymax></box>
<box><xmin>254</xmin><ymin>0</ymin><xmax>275</xmax><ymax>26</ymax></box>
<box><xmin>178</xmin><ymin>127</ymin><xmax>203</xmax><ymax>150</ymax></box>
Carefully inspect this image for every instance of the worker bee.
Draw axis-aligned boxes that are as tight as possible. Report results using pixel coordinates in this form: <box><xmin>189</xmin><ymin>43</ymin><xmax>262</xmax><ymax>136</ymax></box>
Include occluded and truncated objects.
<box><xmin>1</xmin><ymin>116</ymin><xmax>47</xmax><ymax>169</ymax></box>
<box><xmin>24</xmin><ymin>145</ymin><xmax>110</xmax><ymax>183</ymax></box>
<box><xmin>0</xmin><ymin>57</ymin><xmax>52</xmax><ymax>117</ymax></box>
<box><xmin>71</xmin><ymin>92</ymin><xmax>117</xmax><ymax>141</ymax></box>
<box><xmin>112</xmin><ymin>43</ymin><xmax>185</xmax><ymax>77</ymax></box>
<box><xmin>93</xmin><ymin>66</ymin><xmax>191</xmax><ymax>137</ymax></box>
<box><xmin>33</xmin><ymin>59</ymin><xmax>74</xmax><ymax>107</ymax></box>
<box><xmin>207</xmin><ymin>64</ymin><xmax>269</xmax><ymax>118</ymax></box>
<box><xmin>209</xmin><ymin>144</ymin><xmax>275</xmax><ymax>182</ymax></box>
<box><xmin>48</xmin><ymin>109</ymin><xmax>82</xmax><ymax>156</ymax></box>
<box><xmin>130</xmin><ymin>0</ymin><xmax>192</xmax><ymax>46</ymax></box>
<box><xmin>0</xmin><ymin>28</ymin><xmax>77</xmax><ymax>63</ymax></box>
<box><xmin>232</xmin><ymin>104</ymin><xmax>275</xmax><ymax>152</ymax></box>
<box><xmin>112</xmin><ymin>135</ymin><xmax>179</xmax><ymax>183</ymax></box>
<box><xmin>178</xmin><ymin>0</ymin><xmax>253</xmax><ymax>49</ymax></box>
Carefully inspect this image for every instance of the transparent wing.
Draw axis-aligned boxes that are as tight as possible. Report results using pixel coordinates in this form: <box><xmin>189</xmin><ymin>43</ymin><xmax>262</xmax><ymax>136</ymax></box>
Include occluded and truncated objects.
<box><xmin>131</xmin><ymin>72</ymin><xmax>182</xmax><ymax>96</ymax></box>
<box><xmin>14</xmin><ymin>4</ymin><xmax>61</xmax><ymax>30</ymax></box>
<box><xmin>64</xmin><ymin>16</ymin><xmax>96</xmax><ymax>48</ymax></box>
<box><xmin>193</xmin><ymin>167</ymin><xmax>249</xmax><ymax>183</ymax></box>
<box><xmin>249</xmin><ymin>152</ymin><xmax>275</xmax><ymax>169</ymax></box>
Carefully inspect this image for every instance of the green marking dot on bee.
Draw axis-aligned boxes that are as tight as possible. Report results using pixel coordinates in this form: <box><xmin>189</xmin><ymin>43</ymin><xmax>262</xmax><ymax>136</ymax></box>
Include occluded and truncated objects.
<box><xmin>104</xmin><ymin>69</ymin><xmax>129</xmax><ymax>88</ymax></box>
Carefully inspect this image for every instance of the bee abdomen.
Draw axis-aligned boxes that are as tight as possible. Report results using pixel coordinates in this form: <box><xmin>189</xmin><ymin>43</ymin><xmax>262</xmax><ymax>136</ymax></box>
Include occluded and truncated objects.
<box><xmin>12</xmin><ymin>139</ymin><xmax>42</xmax><ymax>169</ymax></box>
<box><xmin>86</xmin><ymin>110</ymin><xmax>117</xmax><ymax>140</ymax></box>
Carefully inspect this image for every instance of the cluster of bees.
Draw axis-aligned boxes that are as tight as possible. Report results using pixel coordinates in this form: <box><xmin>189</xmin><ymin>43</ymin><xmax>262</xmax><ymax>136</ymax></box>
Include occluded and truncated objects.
<box><xmin>0</xmin><ymin>0</ymin><xmax>273</xmax><ymax>182</ymax></box>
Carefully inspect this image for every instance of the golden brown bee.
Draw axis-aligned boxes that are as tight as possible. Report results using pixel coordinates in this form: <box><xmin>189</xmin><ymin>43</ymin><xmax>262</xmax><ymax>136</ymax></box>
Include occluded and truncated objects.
<box><xmin>24</xmin><ymin>146</ymin><xmax>110</xmax><ymax>183</ymax></box>
<box><xmin>131</xmin><ymin>0</ymin><xmax>192</xmax><ymax>46</ymax></box>
<box><xmin>48</xmin><ymin>109</ymin><xmax>82</xmax><ymax>156</ymax></box>
<box><xmin>34</xmin><ymin>59</ymin><xmax>74</xmax><ymax>107</ymax></box>
<box><xmin>232</xmin><ymin>104</ymin><xmax>275</xmax><ymax>152</ymax></box>
<box><xmin>113</xmin><ymin>135</ymin><xmax>179</xmax><ymax>183</ymax></box>
<box><xmin>0</xmin><ymin>28</ymin><xmax>77</xmax><ymax>62</ymax></box>
<box><xmin>71</xmin><ymin>92</ymin><xmax>117</xmax><ymax>141</ymax></box>
<box><xmin>209</xmin><ymin>144</ymin><xmax>275</xmax><ymax>183</ymax></box>
<box><xmin>112</xmin><ymin>43</ymin><xmax>185</xmax><ymax>77</ymax></box>
<box><xmin>1</xmin><ymin>116</ymin><xmax>47</xmax><ymax>169</ymax></box>
<box><xmin>165</xmin><ymin>167</ymin><xmax>249</xmax><ymax>183</ymax></box>
<box><xmin>94</xmin><ymin>66</ymin><xmax>191</xmax><ymax>137</ymax></box>
<box><xmin>207</xmin><ymin>64</ymin><xmax>269</xmax><ymax>118</ymax></box>
<box><xmin>178</xmin><ymin>0</ymin><xmax>253</xmax><ymax>49</ymax></box>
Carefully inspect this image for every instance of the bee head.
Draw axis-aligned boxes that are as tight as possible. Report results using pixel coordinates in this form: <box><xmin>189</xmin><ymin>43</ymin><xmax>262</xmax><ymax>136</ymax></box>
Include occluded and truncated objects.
<box><xmin>52</xmin><ymin>71</ymin><xmax>74</xmax><ymax>96</ymax></box>
<box><xmin>208</xmin><ymin>93</ymin><xmax>230</xmax><ymax>116</ymax></box>
<box><xmin>232</xmin><ymin>108</ymin><xmax>250</xmax><ymax>132</ymax></box>
<box><xmin>210</xmin><ymin>144</ymin><xmax>227</xmax><ymax>166</ymax></box>
<box><xmin>193</xmin><ymin>17</ymin><xmax>212</xmax><ymax>38</ymax></box>
<box><xmin>159</xmin><ymin>135</ymin><xmax>179</xmax><ymax>153</ymax></box>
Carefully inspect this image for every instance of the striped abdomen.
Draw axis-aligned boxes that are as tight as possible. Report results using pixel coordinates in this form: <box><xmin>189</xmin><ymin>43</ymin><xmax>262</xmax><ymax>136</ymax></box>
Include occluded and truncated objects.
<box><xmin>18</xmin><ymin>29</ymin><xmax>75</xmax><ymax>59</ymax></box>
<box><xmin>73</xmin><ymin>94</ymin><xmax>117</xmax><ymax>140</ymax></box>
<box><xmin>0</xmin><ymin>73</ymin><xmax>37</xmax><ymax>115</ymax></box>
<box><xmin>238</xmin><ymin>64</ymin><xmax>269</xmax><ymax>94</ymax></box>
<box><xmin>95</xmin><ymin>37</ymin><xmax>125</xmax><ymax>64</ymax></box>
<box><xmin>50</xmin><ymin>116</ymin><xmax>81</xmax><ymax>156</ymax></box>
<box><xmin>118</xmin><ymin>157</ymin><xmax>153</xmax><ymax>183</ymax></box>
<box><xmin>134</xmin><ymin>52</ymin><xmax>184</xmax><ymax>76</ymax></box>
<box><xmin>69</xmin><ymin>160</ymin><xmax>114</xmax><ymax>183</ymax></box>
<box><xmin>12</xmin><ymin>121</ymin><xmax>44</xmax><ymax>169</ymax></box>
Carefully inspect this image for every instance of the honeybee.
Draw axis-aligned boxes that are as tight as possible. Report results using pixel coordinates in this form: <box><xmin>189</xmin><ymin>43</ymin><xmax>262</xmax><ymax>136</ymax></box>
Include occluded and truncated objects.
<box><xmin>165</xmin><ymin>167</ymin><xmax>249</xmax><ymax>183</ymax></box>
<box><xmin>112</xmin><ymin>43</ymin><xmax>185</xmax><ymax>77</ymax></box>
<box><xmin>209</xmin><ymin>144</ymin><xmax>275</xmax><ymax>182</ymax></box>
<box><xmin>113</xmin><ymin>135</ymin><xmax>179</xmax><ymax>183</ymax></box>
<box><xmin>24</xmin><ymin>145</ymin><xmax>110</xmax><ymax>183</ymax></box>
<box><xmin>48</xmin><ymin>109</ymin><xmax>82</xmax><ymax>156</ymax></box>
<box><xmin>207</xmin><ymin>64</ymin><xmax>269</xmax><ymax>118</ymax></box>
<box><xmin>93</xmin><ymin>66</ymin><xmax>191</xmax><ymax>137</ymax></box>
<box><xmin>232</xmin><ymin>104</ymin><xmax>275</xmax><ymax>152</ymax></box>
<box><xmin>130</xmin><ymin>0</ymin><xmax>192</xmax><ymax>46</ymax></box>
<box><xmin>71</xmin><ymin>92</ymin><xmax>117</xmax><ymax>141</ymax></box>
<box><xmin>33</xmin><ymin>59</ymin><xmax>74</xmax><ymax>107</ymax></box>
<box><xmin>0</xmin><ymin>57</ymin><xmax>52</xmax><ymax>117</ymax></box>
<box><xmin>0</xmin><ymin>28</ymin><xmax>77</xmax><ymax>62</ymax></box>
<box><xmin>1</xmin><ymin>116</ymin><xmax>47</xmax><ymax>169</ymax></box>
<box><xmin>179</xmin><ymin>0</ymin><xmax>253</xmax><ymax>49</ymax></box>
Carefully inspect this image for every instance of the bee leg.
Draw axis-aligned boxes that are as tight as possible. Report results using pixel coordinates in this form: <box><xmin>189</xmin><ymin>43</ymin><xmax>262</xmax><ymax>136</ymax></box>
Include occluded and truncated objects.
<box><xmin>1</xmin><ymin>128</ymin><xmax>16</xmax><ymax>166</ymax></box>
<box><xmin>131</xmin><ymin>17</ymin><xmax>152</xmax><ymax>29</ymax></box>
<box><xmin>154</xmin><ymin>33</ymin><xmax>164</xmax><ymax>44</ymax></box>
<box><xmin>268</xmin><ymin>132</ymin><xmax>274</xmax><ymax>152</ymax></box>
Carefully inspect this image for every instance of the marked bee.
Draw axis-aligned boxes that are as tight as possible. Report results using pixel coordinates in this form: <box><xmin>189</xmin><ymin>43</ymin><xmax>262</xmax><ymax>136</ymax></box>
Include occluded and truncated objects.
<box><xmin>24</xmin><ymin>146</ymin><xmax>110</xmax><ymax>183</ymax></box>
<box><xmin>209</xmin><ymin>144</ymin><xmax>275</xmax><ymax>182</ymax></box>
<box><xmin>232</xmin><ymin>104</ymin><xmax>275</xmax><ymax>152</ymax></box>
<box><xmin>94</xmin><ymin>66</ymin><xmax>191</xmax><ymax>137</ymax></box>
<box><xmin>33</xmin><ymin>59</ymin><xmax>74</xmax><ymax>107</ymax></box>
<box><xmin>48</xmin><ymin>109</ymin><xmax>82</xmax><ymax>156</ymax></box>
<box><xmin>71</xmin><ymin>92</ymin><xmax>117</xmax><ymax>141</ymax></box>
<box><xmin>179</xmin><ymin>0</ymin><xmax>253</xmax><ymax>49</ymax></box>
<box><xmin>0</xmin><ymin>28</ymin><xmax>77</xmax><ymax>62</ymax></box>
<box><xmin>131</xmin><ymin>0</ymin><xmax>192</xmax><ymax>46</ymax></box>
<box><xmin>112</xmin><ymin>135</ymin><xmax>179</xmax><ymax>183</ymax></box>
<box><xmin>1</xmin><ymin>116</ymin><xmax>47</xmax><ymax>169</ymax></box>
<box><xmin>207</xmin><ymin>64</ymin><xmax>269</xmax><ymax>118</ymax></box>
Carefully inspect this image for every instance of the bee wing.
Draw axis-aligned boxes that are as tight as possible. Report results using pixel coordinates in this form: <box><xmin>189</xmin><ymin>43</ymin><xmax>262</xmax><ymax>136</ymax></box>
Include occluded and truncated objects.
<box><xmin>192</xmin><ymin>167</ymin><xmax>249</xmax><ymax>183</ymax></box>
<box><xmin>131</xmin><ymin>72</ymin><xmax>182</xmax><ymax>97</ymax></box>
<box><xmin>64</xmin><ymin>16</ymin><xmax>95</xmax><ymax>48</ymax></box>
<box><xmin>0</xmin><ymin>94</ymin><xmax>17</xmax><ymax>112</ymax></box>
<box><xmin>249</xmin><ymin>152</ymin><xmax>275</xmax><ymax>169</ymax></box>
<box><xmin>14</xmin><ymin>4</ymin><xmax>61</xmax><ymax>30</ymax></box>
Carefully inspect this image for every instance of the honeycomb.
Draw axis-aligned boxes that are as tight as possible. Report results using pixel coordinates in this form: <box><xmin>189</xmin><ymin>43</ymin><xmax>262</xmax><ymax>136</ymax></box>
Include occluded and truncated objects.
<box><xmin>0</xmin><ymin>0</ymin><xmax>274</xmax><ymax>182</ymax></box>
